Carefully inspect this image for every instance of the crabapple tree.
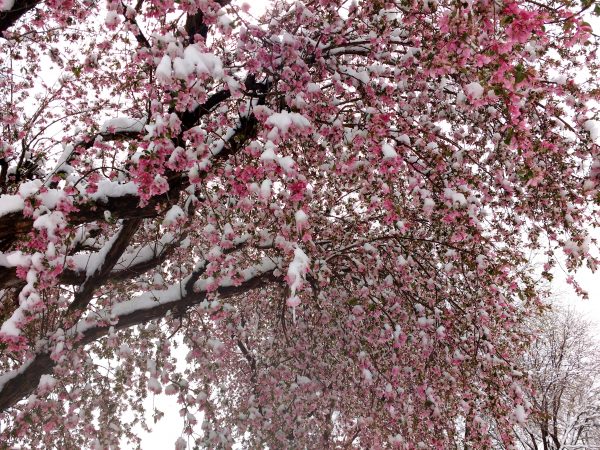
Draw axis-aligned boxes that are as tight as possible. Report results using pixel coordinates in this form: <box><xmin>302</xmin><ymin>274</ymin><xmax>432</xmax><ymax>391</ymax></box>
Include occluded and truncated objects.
<box><xmin>0</xmin><ymin>0</ymin><xmax>599</xmax><ymax>448</ymax></box>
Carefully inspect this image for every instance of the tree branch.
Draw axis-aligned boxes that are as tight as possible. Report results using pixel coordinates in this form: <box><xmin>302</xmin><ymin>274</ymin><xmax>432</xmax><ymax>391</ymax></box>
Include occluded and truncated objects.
<box><xmin>0</xmin><ymin>235</ymin><xmax>182</xmax><ymax>291</ymax></box>
<box><xmin>0</xmin><ymin>0</ymin><xmax>40</xmax><ymax>36</ymax></box>
<box><xmin>68</xmin><ymin>218</ymin><xmax>142</xmax><ymax>312</ymax></box>
<box><xmin>0</xmin><ymin>173</ymin><xmax>182</xmax><ymax>245</ymax></box>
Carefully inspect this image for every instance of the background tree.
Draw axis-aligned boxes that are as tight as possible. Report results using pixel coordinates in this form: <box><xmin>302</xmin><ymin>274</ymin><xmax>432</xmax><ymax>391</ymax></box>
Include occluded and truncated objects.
<box><xmin>0</xmin><ymin>0</ymin><xmax>599</xmax><ymax>448</ymax></box>
<box><xmin>515</xmin><ymin>307</ymin><xmax>600</xmax><ymax>450</ymax></box>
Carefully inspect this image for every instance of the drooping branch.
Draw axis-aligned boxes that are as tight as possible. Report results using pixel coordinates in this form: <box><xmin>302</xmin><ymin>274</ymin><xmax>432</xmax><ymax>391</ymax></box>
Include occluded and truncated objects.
<box><xmin>120</xmin><ymin>1</ymin><xmax>150</xmax><ymax>48</ymax></box>
<box><xmin>0</xmin><ymin>267</ymin><xmax>278</xmax><ymax>413</ymax></box>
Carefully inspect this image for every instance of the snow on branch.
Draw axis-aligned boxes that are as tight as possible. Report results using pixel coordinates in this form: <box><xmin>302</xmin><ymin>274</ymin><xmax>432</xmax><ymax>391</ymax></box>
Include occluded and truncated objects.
<box><xmin>0</xmin><ymin>257</ymin><xmax>279</xmax><ymax>413</ymax></box>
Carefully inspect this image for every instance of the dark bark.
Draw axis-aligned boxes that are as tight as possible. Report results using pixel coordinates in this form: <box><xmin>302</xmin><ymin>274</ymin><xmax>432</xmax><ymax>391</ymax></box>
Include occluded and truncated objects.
<box><xmin>0</xmin><ymin>352</ymin><xmax>54</xmax><ymax>414</ymax></box>
<box><xmin>0</xmin><ymin>159</ymin><xmax>8</xmax><ymax>194</ymax></box>
<box><xmin>185</xmin><ymin>10</ymin><xmax>209</xmax><ymax>44</ymax></box>
<box><xmin>0</xmin><ymin>181</ymin><xmax>179</xmax><ymax>243</ymax></box>
<box><xmin>0</xmin><ymin>0</ymin><xmax>39</xmax><ymax>36</ymax></box>
<box><xmin>68</xmin><ymin>218</ymin><xmax>143</xmax><ymax>312</ymax></box>
<box><xmin>182</xmin><ymin>0</ymin><xmax>232</xmax><ymax>44</ymax></box>
<box><xmin>179</xmin><ymin>89</ymin><xmax>231</xmax><ymax>131</ymax></box>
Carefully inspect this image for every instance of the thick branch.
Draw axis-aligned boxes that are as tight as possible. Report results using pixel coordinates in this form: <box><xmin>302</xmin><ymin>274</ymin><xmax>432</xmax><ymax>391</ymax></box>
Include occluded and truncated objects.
<box><xmin>120</xmin><ymin>3</ymin><xmax>150</xmax><ymax>48</ymax></box>
<box><xmin>179</xmin><ymin>89</ymin><xmax>231</xmax><ymax>130</ymax></box>
<box><xmin>0</xmin><ymin>174</ymin><xmax>182</xmax><ymax>244</ymax></box>
<box><xmin>183</xmin><ymin>1</ymin><xmax>232</xmax><ymax>44</ymax></box>
<box><xmin>184</xmin><ymin>10</ymin><xmax>209</xmax><ymax>44</ymax></box>
<box><xmin>0</xmin><ymin>353</ymin><xmax>53</xmax><ymax>414</ymax></box>
<box><xmin>0</xmin><ymin>75</ymin><xmax>271</xmax><ymax>249</ymax></box>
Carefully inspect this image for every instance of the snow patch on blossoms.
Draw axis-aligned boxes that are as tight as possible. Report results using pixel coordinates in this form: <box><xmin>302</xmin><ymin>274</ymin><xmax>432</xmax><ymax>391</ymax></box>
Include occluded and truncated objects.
<box><xmin>443</xmin><ymin>188</ymin><xmax>467</xmax><ymax>207</ymax></box>
<box><xmin>164</xmin><ymin>384</ymin><xmax>178</xmax><ymax>395</ymax></box>
<box><xmin>147</xmin><ymin>377</ymin><xmax>162</xmax><ymax>394</ymax></box>
<box><xmin>397</xmin><ymin>134</ymin><xmax>411</xmax><ymax>146</ymax></box>
<box><xmin>464</xmin><ymin>81</ymin><xmax>484</xmax><ymax>99</ymax></box>
<box><xmin>38</xmin><ymin>374</ymin><xmax>57</xmax><ymax>394</ymax></box>
<box><xmin>0</xmin><ymin>181</ymin><xmax>69</xmax><ymax>220</ymax></box>
<box><xmin>512</xmin><ymin>404</ymin><xmax>527</xmax><ymax>424</ymax></box>
<box><xmin>19</xmin><ymin>180</ymin><xmax>43</xmax><ymax>197</ymax></box>
<box><xmin>86</xmin><ymin>180</ymin><xmax>138</xmax><ymax>202</ymax></box>
<box><xmin>207</xmin><ymin>338</ymin><xmax>225</xmax><ymax>353</ymax></box>
<box><xmin>0</xmin><ymin>195</ymin><xmax>25</xmax><ymax>217</ymax></box>
<box><xmin>0</xmin><ymin>181</ymin><xmax>72</xmax><ymax>337</ymax></box>
<box><xmin>100</xmin><ymin>117</ymin><xmax>146</xmax><ymax>134</ymax></box>
<box><xmin>37</xmin><ymin>189</ymin><xmax>68</xmax><ymax>210</ymax></box>
<box><xmin>162</xmin><ymin>205</ymin><xmax>185</xmax><ymax>227</ymax></box>
<box><xmin>0</xmin><ymin>301</ymin><xmax>31</xmax><ymax>336</ymax></box>
<box><xmin>156</xmin><ymin>55</ymin><xmax>172</xmax><ymax>83</ymax></box>
<box><xmin>266</xmin><ymin>111</ymin><xmax>311</xmax><ymax>141</ymax></box>
<box><xmin>260</xmin><ymin>141</ymin><xmax>297</xmax><ymax>173</ymax></box>
<box><xmin>295</xmin><ymin>209</ymin><xmax>308</xmax><ymax>233</ymax></box>
<box><xmin>260</xmin><ymin>179</ymin><xmax>272</xmax><ymax>200</ymax></box>
<box><xmin>286</xmin><ymin>247</ymin><xmax>310</xmax><ymax>308</ymax></box>
<box><xmin>172</xmin><ymin>46</ymin><xmax>223</xmax><ymax>81</ymax></box>
<box><xmin>260</xmin><ymin>141</ymin><xmax>276</xmax><ymax>161</ymax></box>
<box><xmin>381</xmin><ymin>142</ymin><xmax>397</xmax><ymax>159</ymax></box>
<box><xmin>33</xmin><ymin>211</ymin><xmax>66</xmax><ymax>240</ymax></box>
<box><xmin>277</xmin><ymin>156</ymin><xmax>296</xmax><ymax>173</ymax></box>
<box><xmin>583</xmin><ymin>119</ymin><xmax>600</xmax><ymax>141</ymax></box>
<box><xmin>105</xmin><ymin>10</ymin><xmax>121</xmax><ymax>28</ymax></box>
<box><xmin>0</xmin><ymin>251</ymin><xmax>30</xmax><ymax>268</ymax></box>
<box><xmin>175</xmin><ymin>437</ymin><xmax>187</xmax><ymax>450</ymax></box>
<box><xmin>389</xmin><ymin>434</ymin><xmax>403</xmax><ymax>446</ymax></box>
